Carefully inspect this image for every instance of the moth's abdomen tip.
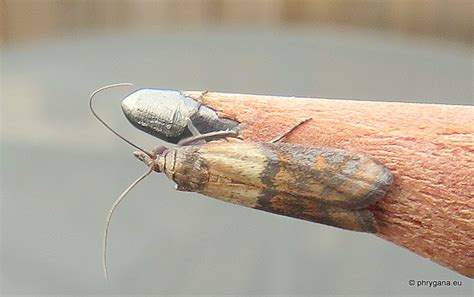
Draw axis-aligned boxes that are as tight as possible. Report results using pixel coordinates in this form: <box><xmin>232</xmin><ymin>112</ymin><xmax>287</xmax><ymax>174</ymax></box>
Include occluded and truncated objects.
<box><xmin>379</xmin><ymin>166</ymin><xmax>394</xmax><ymax>191</ymax></box>
<box><xmin>358</xmin><ymin>165</ymin><xmax>394</xmax><ymax>208</ymax></box>
<box><xmin>374</xmin><ymin>164</ymin><xmax>394</xmax><ymax>196</ymax></box>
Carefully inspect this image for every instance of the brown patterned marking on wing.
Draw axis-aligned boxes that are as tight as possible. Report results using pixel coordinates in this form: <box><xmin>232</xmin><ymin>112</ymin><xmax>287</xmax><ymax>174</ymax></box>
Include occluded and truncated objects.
<box><xmin>325</xmin><ymin>209</ymin><xmax>377</xmax><ymax>233</ymax></box>
<box><xmin>198</xmin><ymin>142</ymin><xmax>267</xmax><ymax>188</ymax></box>
<box><xmin>317</xmin><ymin>155</ymin><xmax>381</xmax><ymax>208</ymax></box>
<box><xmin>314</xmin><ymin>155</ymin><xmax>329</xmax><ymax>171</ymax></box>
<box><xmin>259</xmin><ymin>142</ymin><xmax>392</xmax><ymax>209</ymax></box>
<box><xmin>266</xmin><ymin>144</ymin><xmax>328</xmax><ymax>198</ymax></box>
<box><xmin>257</xmin><ymin>191</ymin><xmax>378</xmax><ymax>233</ymax></box>
<box><xmin>171</xmin><ymin>141</ymin><xmax>391</xmax><ymax>217</ymax></box>
<box><xmin>349</xmin><ymin>155</ymin><xmax>394</xmax><ymax>203</ymax></box>
<box><xmin>260</xmin><ymin>143</ymin><xmax>356</xmax><ymax>205</ymax></box>
<box><xmin>166</xmin><ymin>146</ymin><xmax>210</xmax><ymax>192</ymax></box>
<box><xmin>199</xmin><ymin>175</ymin><xmax>261</xmax><ymax>208</ymax></box>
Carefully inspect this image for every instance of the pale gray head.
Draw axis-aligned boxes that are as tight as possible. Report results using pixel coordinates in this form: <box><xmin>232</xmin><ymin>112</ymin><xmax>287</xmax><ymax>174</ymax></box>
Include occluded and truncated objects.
<box><xmin>133</xmin><ymin>145</ymin><xmax>168</xmax><ymax>173</ymax></box>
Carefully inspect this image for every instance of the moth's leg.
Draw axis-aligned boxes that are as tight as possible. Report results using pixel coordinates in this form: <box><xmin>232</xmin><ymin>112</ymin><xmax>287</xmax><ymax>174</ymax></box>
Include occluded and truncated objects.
<box><xmin>271</xmin><ymin>117</ymin><xmax>312</xmax><ymax>143</ymax></box>
<box><xmin>178</xmin><ymin>129</ymin><xmax>239</xmax><ymax>146</ymax></box>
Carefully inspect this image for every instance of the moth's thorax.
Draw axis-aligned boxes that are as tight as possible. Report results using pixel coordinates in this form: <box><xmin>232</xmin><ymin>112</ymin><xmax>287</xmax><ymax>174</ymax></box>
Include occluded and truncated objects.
<box><xmin>160</xmin><ymin>149</ymin><xmax>176</xmax><ymax>177</ymax></box>
<box><xmin>161</xmin><ymin>146</ymin><xmax>210</xmax><ymax>191</ymax></box>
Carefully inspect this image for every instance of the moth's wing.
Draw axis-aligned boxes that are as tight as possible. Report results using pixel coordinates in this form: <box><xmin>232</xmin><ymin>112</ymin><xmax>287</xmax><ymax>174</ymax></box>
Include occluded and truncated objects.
<box><xmin>259</xmin><ymin>142</ymin><xmax>393</xmax><ymax>209</ymax></box>
<box><xmin>178</xmin><ymin>142</ymin><xmax>384</xmax><ymax>232</ymax></box>
<box><xmin>198</xmin><ymin>179</ymin><xmax>378</xmax><ymax>233</ymax></box>
<box><xmin>198</xmin><ymin>142</ymin><xmax>393</xmax><ymax>210</ymax></box>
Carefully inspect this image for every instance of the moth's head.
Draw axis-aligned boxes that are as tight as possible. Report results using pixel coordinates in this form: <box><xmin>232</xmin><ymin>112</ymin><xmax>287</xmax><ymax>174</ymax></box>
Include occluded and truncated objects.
<box><xmin>133</xmin><ymin>145</ymin><xmax>167</xmax><ymax>173</ymax></box>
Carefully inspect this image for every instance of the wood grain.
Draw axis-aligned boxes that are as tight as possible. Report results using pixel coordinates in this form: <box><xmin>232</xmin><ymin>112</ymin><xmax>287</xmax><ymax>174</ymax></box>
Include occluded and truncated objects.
<box><xmin>186</xmin><ymin>91</ymin><xmax>474</xmax><ymax>278</ymax></box>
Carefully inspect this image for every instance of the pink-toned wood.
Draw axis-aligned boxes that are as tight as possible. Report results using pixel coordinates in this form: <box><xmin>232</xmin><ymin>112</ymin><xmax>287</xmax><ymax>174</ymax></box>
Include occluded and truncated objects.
<box><xmin>186</xmin><ymin>91</ymin><xmax>474</xmax><ymax>278</ymax></box>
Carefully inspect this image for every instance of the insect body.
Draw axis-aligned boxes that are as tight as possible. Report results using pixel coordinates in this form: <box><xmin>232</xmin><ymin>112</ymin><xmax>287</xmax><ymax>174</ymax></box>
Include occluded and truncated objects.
<box><xmin>121</xmin><ymin>89</ymin><xmax>239</xmax><ymax>143</ymax></box>
<box><xmin>90</xmin><ymin>83</ymin><xmax>393</xmax><ymax>279</ymax></box>
<box><xmin>135</xmin><ymin>141</ymin><xmax>393</xmax><ymax>233</ymax></box>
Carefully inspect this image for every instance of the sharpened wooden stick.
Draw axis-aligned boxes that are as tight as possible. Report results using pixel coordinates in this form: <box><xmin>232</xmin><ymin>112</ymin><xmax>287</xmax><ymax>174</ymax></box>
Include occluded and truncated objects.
<box><xmin>186</xmin><ymin>91</ymin><xmax>474</xmax><ymax>278</ymax></box>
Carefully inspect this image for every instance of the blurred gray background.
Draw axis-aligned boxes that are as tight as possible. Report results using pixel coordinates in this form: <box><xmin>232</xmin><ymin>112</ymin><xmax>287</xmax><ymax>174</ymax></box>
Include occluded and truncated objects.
<box><xmin>1</xmin><ymin>1</ymin><xmax>473</xmax><ymax>296</ymax></box>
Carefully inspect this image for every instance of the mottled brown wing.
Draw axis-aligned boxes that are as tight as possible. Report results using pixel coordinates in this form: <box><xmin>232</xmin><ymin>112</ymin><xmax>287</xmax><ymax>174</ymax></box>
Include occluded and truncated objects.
<box><xmin>197</xmin><ymin>142</ymin><xmax>393</xmax><ymax>209</ymax></box>
<box><xmin>199</xmin><ymin>179</ymin><xmax>379</xmax><ymax>233</ymax></box>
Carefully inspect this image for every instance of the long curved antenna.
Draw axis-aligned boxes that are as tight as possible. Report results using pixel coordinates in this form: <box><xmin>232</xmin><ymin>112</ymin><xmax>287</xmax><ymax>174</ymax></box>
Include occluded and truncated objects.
<box><xmin>103</xmin><ymin>166</ymin><xmax>154</xmax><ymax>280</ymax></box>
<box><xmin>89</xmin><ymin>83</ymin><xmax>154</xmax><ymax>158</ymax></box>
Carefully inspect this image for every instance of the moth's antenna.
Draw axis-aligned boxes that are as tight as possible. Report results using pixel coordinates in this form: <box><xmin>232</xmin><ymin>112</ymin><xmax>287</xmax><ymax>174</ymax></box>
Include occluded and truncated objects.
<box><xmin>103</xmin><ymin>166</ymin><xmax>154</xmax><ymax>280</ymax></box>
<box><xmin>89</xmin><ymin>83</ymin><xmax>154</xmax><ymax>158</ymax></box>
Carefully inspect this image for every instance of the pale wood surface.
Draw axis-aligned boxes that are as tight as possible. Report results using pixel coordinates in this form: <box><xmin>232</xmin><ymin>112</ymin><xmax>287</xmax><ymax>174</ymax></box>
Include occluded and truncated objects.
<box><xmin>186</xmin><ymin>91</ymin><xmax>474</xmax><ymax>278</ymax></box>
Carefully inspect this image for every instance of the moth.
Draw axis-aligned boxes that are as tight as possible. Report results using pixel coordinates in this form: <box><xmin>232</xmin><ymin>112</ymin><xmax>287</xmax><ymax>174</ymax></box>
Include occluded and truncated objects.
<box><xmin>90</xmin><ymin>83</ymin><xmax>393</xmax><ymax>279</ymax></box>
<box><xmin>134</xmin><ymin>138</ymin><xmax>393</xmax><ymax>234</ymax></box>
